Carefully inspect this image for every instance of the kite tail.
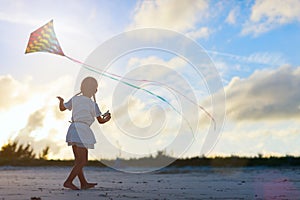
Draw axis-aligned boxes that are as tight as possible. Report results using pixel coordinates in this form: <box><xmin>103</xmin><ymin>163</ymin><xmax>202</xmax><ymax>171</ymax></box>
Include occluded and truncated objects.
<box><xmin>65</xmin><ymin>55</ymin><xmax>215</xmax><ymax>135</ymax></box>
<box><xmin>65</xmin><ymin>55</ymin><xmax>216</xmax><ymax>130</ymax></box>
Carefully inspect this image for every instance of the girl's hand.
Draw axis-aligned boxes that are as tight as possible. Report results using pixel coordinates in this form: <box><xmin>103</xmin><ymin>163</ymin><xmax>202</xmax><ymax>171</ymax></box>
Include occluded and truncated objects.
<box><xmin>57</xmin><ymin>96</ymin><xmax>64</xmax><ymax>102</ymax></box>
<box><xmin>104</xmin><ymin>113</ymin><xmax>111</xmax><ymax>122</ymax></box>
<box><xmin>97</xmin><ymin>111</ymin><xmax>111</xmax><ymax>124</ymax></box>
<box><xmin>102</xmin><ymin>110</ymin><xmax>110</xmax><ymax>117</ymax></box>
<box><xmin>57</xmin><ymin>96</ymin><xmax>66</xmax><ymax>111</ymax></box>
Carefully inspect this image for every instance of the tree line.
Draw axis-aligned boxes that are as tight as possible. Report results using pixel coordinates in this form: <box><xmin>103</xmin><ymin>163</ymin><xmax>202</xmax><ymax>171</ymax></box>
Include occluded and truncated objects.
<box><xmin>1</xmin><ymin>141</ymin><xmax>300</xmax><ymax>168</ymax></box>
<box><xmin>0</xmin><ymin>140</ymin><xmax>49</xmax><ymax>160</ymax></box>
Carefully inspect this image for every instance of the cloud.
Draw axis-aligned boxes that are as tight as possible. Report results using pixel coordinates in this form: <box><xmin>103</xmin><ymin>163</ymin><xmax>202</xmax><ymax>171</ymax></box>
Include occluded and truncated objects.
<box><xmin>15</xmin><ymin>107</ymin><xmax>49</xmax><ymax>154</ymax></box>
<box><xmin>206</xmin><ymin>50</ymin><xmax>286</xmax><ymax>66</ymax></box>
<box><xmin>0</xmin><ymin>75</ymin><xmax>30</xmax><ymax>110</ymax></box>
<box><xmin>129</xmin><ymin>0</ymin><xmax>209</xmax><ymax>32</ymax></box>
<box><xmin>211</xmin><ymin>124</ymin><xmax>300</xmax><ymax>157</ymax></box>
<box><xmin>20</xmin><ymin>107</ymin><xmax>46</xmax><ymax>134</ymax></box>
<box><xmin>226</xmin><ymin>7</ymin><xmax>239</xmax><ymax>25</ymax></box>
<box><xmin>242</xmin><ymin>0</ymin><xmax>300</xmax><ymax>36</ymax></box>
<box><xmin>186</xmin><ymin>27</ymin><xmax>211</xmax><ymax>40</ymax></box>
<box><xmin>52</xmin><ymin>105</ymin><xmax>67</xmax><ymax>120</ymax></box>
<box><xmin>244</xmin><ymin>52</ymin><xmax>286</xmax><ymax>65</ymax></box>
<box><xmin>225</xmin><ymin>65</ymin><xmax>300</xmax><ymax>121</ymax></box>
<box><xmin>0</xmin><ymin>74</ymin><xmax>74</xmax><ymax>110</ymax></box>
<box><xmin>0</xmin><ymin>74</ymin><xmax>75</xmax><ymax>158</ymax></box>
<box><xmin>112</xmin><ymin>96</ymin><xmax>167</xmax><ymax>137</ymax></box>
<box><xmin>13</xmin><ymin>106</ymin><xmax>67</xmax><ymax>158</ymax></box>
<box><xmin>0</xmin><ymin>1</ymin><xmax>42</xmax><ymax>26</ymax></box>
<box><xmin>127</xmin><ymin>56</ymin><xmax>186</xmax><ymax>72</ymax></box>
<box><xmin>0</xmin><ymin>11</ymin><xmax>40</xmax><ymax>26</ymax></box>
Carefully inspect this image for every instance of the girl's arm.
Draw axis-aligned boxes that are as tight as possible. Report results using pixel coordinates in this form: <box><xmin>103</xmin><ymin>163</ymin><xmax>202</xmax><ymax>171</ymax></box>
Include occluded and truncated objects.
<box><xmin>57</xmin><ymin>96</ymin><xmax>67</xmax><ymax>111</ymax></box>
<box><xmin>97</xmin><ymin>111</ymin><xmax>111</xmax><ymax>124</ymax></box>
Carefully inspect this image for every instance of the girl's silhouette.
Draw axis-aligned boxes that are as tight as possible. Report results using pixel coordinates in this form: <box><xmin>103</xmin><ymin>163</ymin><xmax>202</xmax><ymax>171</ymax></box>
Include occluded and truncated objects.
<box><xmin>57</xmin><ymin>76</ymin><xmax>111</xmax><ymax>190</ymax></box>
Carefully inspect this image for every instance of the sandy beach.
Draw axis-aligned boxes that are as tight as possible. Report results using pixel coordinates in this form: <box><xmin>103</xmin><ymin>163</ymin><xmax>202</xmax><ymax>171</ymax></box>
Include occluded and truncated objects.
<box><xmin>0</xmin><ymin>166</ymin><xmax>299</xmax><ymax>200</ymax></box>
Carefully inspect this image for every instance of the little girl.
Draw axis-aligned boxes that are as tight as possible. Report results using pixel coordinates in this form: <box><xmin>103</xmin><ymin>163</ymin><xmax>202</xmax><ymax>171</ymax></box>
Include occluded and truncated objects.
<box><xmin>57</xmin><ymin>76</ymin><xmax>111</xmax><ymax>190</ymax></box>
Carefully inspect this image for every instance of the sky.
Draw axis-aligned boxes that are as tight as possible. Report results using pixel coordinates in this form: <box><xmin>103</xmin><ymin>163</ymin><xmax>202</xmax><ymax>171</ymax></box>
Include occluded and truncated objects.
<box><xmin>0</xmin><ymin>0</ymin><xmax>300</xmax><ymax>160</ymax></box>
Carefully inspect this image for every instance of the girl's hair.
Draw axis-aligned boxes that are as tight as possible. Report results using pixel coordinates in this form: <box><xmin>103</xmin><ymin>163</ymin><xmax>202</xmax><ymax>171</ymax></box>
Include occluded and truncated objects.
<box><xmin>75</xmin><ymin>77</ymin><xmax>98</xmax><ymax>102</ymax></box>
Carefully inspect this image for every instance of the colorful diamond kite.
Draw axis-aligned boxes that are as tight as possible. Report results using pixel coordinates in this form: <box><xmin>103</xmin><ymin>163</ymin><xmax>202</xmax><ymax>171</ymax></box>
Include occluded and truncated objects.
<box><xmin>25</xmin><ymin>20</ymin><xmax>64</xmax><ymax>56</ymax></box>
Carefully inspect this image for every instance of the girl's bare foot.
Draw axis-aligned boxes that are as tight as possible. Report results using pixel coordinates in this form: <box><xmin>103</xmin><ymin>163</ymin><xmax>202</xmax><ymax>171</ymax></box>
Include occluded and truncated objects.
<box><xmin>63</xmin><ymin>182</ymin><xmax>79</xmax><ymax>190</ymax></box>
<box><xmin>81</xmin><ymin>182</ymin><xmax>97</xmax><ymax>190</ymax></box>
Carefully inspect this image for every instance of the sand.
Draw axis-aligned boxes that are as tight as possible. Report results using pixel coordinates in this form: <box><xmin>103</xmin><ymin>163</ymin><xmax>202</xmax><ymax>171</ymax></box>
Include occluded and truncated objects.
<box><xmin>0</xmin><ymin>166</ymin><xmax>299</xmax><ymax>199</ymax></box>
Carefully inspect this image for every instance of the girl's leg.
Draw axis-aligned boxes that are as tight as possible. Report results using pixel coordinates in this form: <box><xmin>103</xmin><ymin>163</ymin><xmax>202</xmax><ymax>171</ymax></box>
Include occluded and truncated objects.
<box><xmin>74</xmin><ymin>146</ymin><xmax>97</xmax><ymax>189</ymax></box>
<box><xmin>73</xmin><ymin>145</ymin><xmax>88</xmax><ymax>185</ymax></box>
<box><xmin>63</xmin><ymin>145</ymin><xmax>88</xmax><ymax>190</ymax></box>
<box><xmin>73</xmin><ymin>146</ymin><xmax>97</xmax><ymax>189</ymax></box>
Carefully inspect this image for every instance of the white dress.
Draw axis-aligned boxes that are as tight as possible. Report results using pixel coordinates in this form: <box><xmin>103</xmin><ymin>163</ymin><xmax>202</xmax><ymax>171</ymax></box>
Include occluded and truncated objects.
<box><xmin>64</xmin><ymin>95</ymin><xmax>102</xmax><ymax>149</ymax></box>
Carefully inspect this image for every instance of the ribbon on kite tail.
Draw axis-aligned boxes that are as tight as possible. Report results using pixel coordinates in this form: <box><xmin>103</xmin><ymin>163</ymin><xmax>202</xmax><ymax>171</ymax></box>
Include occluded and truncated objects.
<box><xmin>65</xmin><ymin>55</ymin><xmax>202</xmax><ymax>137</ymax></box>
<box><xmin>25</xmin><ymin>19</ymin><xmax>216</xmax><ymax>133</ymax></box>
<box><xmin>66</xmin><ymin>55</ymin><xmax>216</xmax><ymax>131</ymax></box>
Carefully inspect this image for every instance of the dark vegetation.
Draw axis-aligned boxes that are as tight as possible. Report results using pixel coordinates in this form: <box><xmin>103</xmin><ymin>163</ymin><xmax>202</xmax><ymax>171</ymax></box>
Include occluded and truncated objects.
<box><xmin>1</xmin><ymin>141</ymin><xmax>300</xmax><ymax>168</ymax></box>
<box><xmin>0</xmin><ymin>141</ymin><xmax>50</xmax><ymax>166</ymax></box>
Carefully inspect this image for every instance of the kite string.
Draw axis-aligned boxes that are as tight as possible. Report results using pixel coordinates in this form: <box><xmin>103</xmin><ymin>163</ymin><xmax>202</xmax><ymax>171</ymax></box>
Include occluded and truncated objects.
<box><xmin>65</xmin><ymin>55</ymin><xmax>216</xmax><ymax>130</ymax></box>
<box><xmin>65</xmin><ymin>55</ymin><xmax>197</xmax><ymax>138</ymax></box>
